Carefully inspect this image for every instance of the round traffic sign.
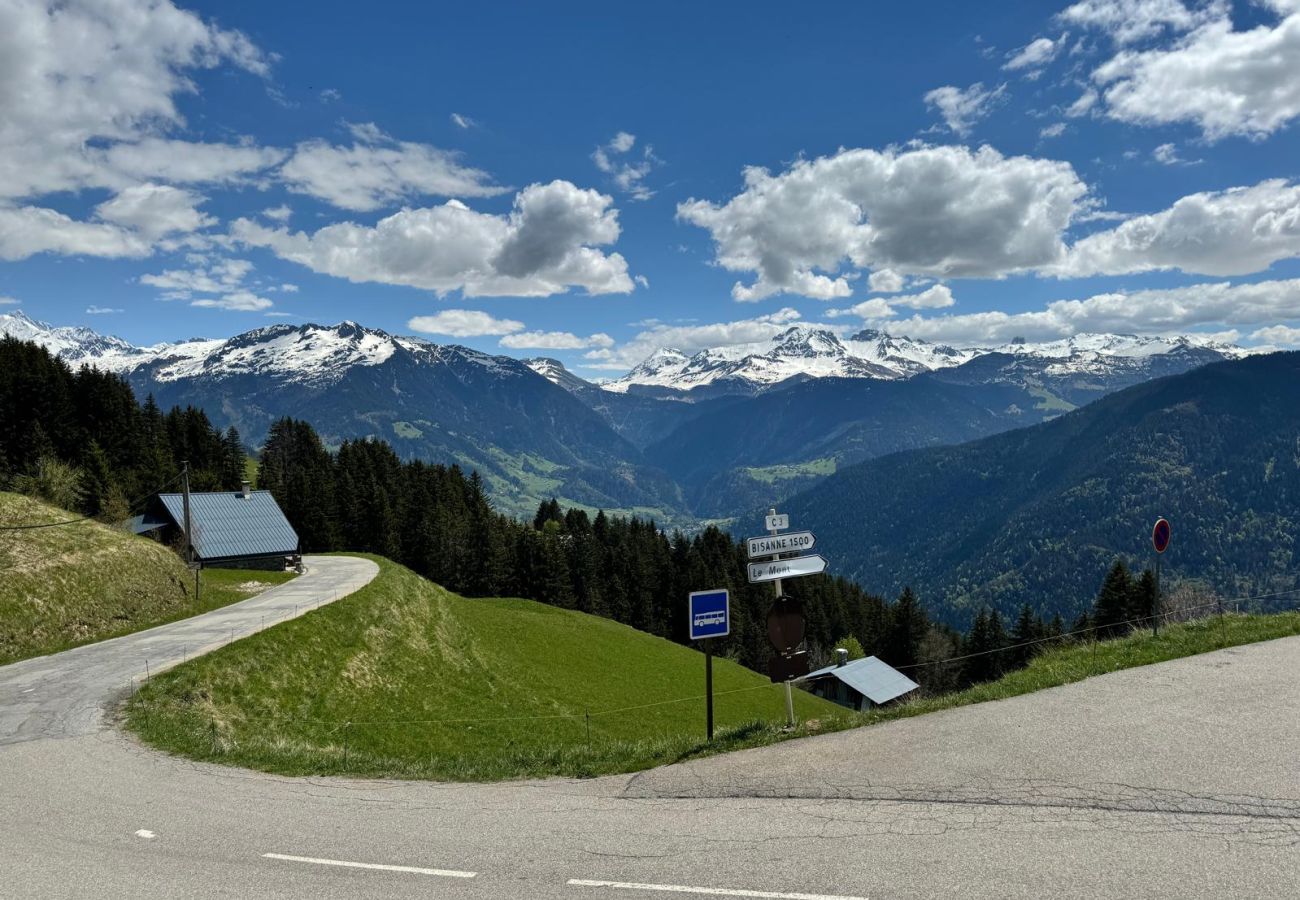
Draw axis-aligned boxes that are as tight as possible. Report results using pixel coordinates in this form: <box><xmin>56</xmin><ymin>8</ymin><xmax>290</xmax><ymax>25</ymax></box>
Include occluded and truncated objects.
<box><xmin>1152</xmin><ymin>517</ymin><xmax>1171</xmax><ymax>554</ymax></box>
<box><xmin>766</xmin><ymin>595</ymin><xmax>806</xmax><ymax>654</ymax></box>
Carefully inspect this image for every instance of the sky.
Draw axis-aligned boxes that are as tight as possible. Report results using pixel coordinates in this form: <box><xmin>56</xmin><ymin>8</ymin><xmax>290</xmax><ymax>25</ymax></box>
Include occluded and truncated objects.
<box><xmin>2</xmin><ymin>0</ymin><xmax>1300</xmax><ymax>375</ymax></box>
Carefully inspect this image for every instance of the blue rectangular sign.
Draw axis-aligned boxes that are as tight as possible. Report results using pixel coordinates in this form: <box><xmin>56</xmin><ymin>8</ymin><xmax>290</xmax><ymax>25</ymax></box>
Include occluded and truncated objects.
<box><xmin>689</xmin><ymin>589</ymin><xmax>730</xmax><ymax>640</ymax></box>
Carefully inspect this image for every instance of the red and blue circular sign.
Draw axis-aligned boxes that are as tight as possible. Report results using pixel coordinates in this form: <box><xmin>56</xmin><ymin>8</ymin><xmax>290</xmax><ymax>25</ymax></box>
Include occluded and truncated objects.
<box><xmin>1152</xmin><ymin>517</ymin><xmax>1171</xmax><ymax>554</ymax></box>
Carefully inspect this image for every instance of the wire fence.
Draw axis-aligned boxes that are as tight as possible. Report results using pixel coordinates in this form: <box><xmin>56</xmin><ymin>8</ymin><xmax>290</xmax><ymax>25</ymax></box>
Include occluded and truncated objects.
<box><xmin>127</xmin><ymin>585</ymin><xmax>1300</xmax><ymax>759</ymax></box>
<box><xmin>0</xmin><ymin>472</ymin><xmax>182</xmax><ymax>532</ymax></box>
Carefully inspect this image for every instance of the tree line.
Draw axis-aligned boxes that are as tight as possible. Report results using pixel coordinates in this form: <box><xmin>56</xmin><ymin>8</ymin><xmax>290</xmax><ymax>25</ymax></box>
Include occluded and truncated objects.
<box><xmin>0</xmin><ymin>337</ymin><xmax>247</xmax><ymax>518</ymax></box>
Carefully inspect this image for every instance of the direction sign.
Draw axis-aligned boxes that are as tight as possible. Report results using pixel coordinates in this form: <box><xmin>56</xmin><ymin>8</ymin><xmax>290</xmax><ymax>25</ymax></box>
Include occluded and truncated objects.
<box><xmin>747</xmin><ymin>554</ymin><xmax>827</xmax><ymax>584</ymax></box>
<box><xmin>747</xmin><ymin>531</ymin><xmax>815</xmax><ymax>559</ymax></box>
<box><xmin>767</xmin><ymin>595</ymin><xmax>806</xmax><ymax>653</ymax></box>
<box><xmin>1152</xmin><ymin>517</ymin><xmax>1171</xmax><ymax>554</ymax></box>
<box><xmin>689</xmin><ymin>589</ymin><xmax>730</xmax><ymax>640</ymax></box>
<box><xmin>765</xmin><ymin>513</ymin><xmax>789</xmax><ymax>532</ymax></box>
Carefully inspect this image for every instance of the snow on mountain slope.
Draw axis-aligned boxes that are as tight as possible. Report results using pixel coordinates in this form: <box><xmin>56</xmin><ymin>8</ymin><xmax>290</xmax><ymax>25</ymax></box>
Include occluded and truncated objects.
<box><xmin>602</xmin><ymin>325</ymin><xmax>1253</xmax><ymax>395</ymax></box>
<box><xmin>0</xmin><ymin>310</ymin><xmax>532</xmax><ymax>387</ymax></box>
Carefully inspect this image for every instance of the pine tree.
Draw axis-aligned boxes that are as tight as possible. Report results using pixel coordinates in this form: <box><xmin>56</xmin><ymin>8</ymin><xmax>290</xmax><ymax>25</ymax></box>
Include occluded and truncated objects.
<box><xmin>884</xmin><ymin>587</ymin><xmax>928</xmax><ymax>669</ymax></box>
<box><xmin>1093</xmin><ymin>560</ymin><xmax>1135</xmax><ymax>638</ymax></box>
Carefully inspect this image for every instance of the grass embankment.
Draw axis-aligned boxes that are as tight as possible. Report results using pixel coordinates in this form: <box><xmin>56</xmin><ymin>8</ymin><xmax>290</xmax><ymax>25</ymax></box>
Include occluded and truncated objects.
<box><xmin>0</xmin><ymin>491</ymin><xmax>295</xmax><ymax>665</ymax></box>
<box><xmin>860</xmin><ymin>610</ymin><xmax>1300</xmax><ymax>729</ymax></box>
<box><xmin>127</xmin><ymin>556</ymin><xmax>849</xmax><ymax>780</ymax></box>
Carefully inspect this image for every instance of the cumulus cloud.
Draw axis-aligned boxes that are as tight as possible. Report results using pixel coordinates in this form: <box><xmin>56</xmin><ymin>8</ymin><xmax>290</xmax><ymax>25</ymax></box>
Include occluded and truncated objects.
<box><xmin>584</xmin><ymin>308</ymin><xmax>804</xmax><ymax>369</ymax></box>
<box><xmin>1059</xmin><ymin>0</ymin><xmax>1226</xmax><ymax>45</ymax></box>
<box><xmin>100</xmin><ymin>138</ymin><xmax>285</xmax><ymax>187</ymax></box>
<box><xmin>499</xmin><ymin>330</ymin><xmax>615</xmax><ymax>350</ymax></box>
<box><xmin>1250</xmin><ymin>323</ymin><xmax>1300</xmax><ymax>345</ymax></box>
<box><xmin>1058</xmin><ymin>179</ymin><xmax>1300</xmax><ymax>277</ymax></box>
<box><xmin>94</xmin><ymin>184</ymin><xmax>214</xmax><ymax>241</ymax></box>
<box><xmin>141</xmin><ymin>257</ymin><xmax>273</xmax><ymax>312</ymax></box>
<box><xmin>407</xmin><ymin>310</ymin><xmax>524</xmax><ymax>337</ymax></box>
<box><xmin>233</xmin><ymin>180</ymin><xmax>635</xmax><ymax>297</ymax></box>
<box><xmin>923</xmin><ymin>83</ymin><xmax>1007</xmax><ymax>136</ymax></box>
<box><xmin>592</xmin><ymin>132</ymin><xmax>661</xmax><ymax>201</ymax></box>
<box><xmin>1004</xmin><ymin>34</ymin><xmax>1067</xmax><ymax>71</ymax></box>
<box><xmin>1065</xmin><ymin>89</ymin><xmax>1100</xmax><ymax>117</ymax></box>
<box><xmin>886</xmin><ymin>278</ymin><xmax>1300</xmax><ymax>344</ymax></box>
<box><xmin>824</xmin><ymin>298</ymin><xmax>895</xmax><ymax>320</ymax></box>
<box><xmin>0</xmin><ymin>0</ymin><xmax>274</xmax><ymax>201</ymax></box>
<box><xmin>826</xmin><ymin>285</ymin><xmax>954</xmax><ymax>319</ymax></box>
<box><xmin>1040</xmin><ymin>122</ymin><xmax>1068</xmax><ymax>138</ymax></box>
<box><xmin>867</xmin><ymin>269</ymin><xmax>906</xmax><ymax>293</ymax></box>
<box><xmin>191</xmin><ymin>291</ymin><xmax>272</xmax><ymax>312</ymax></box>
<box><xmin>677</xmin><ymin>144</ymin><xmax>1089</xmax><ymax>300</ymax></box>
<box><xmin>1088</xmin><ymin>3</ymin><xmax>1300</xmax><ymax>139</ymax></box>
<box><xmin>281</xmin><ymin>123</ymin><xmax>504</xmax><ymax>211</ymax></box>
<box><xmin>262</xmin><ymin>205</ymin><xmax>293</xmax><ymax>223</ymax></box>
<box><xmin>0</xmin><ymin>205</ymin><xmax>149</xmax><ymax>261</ymax></box>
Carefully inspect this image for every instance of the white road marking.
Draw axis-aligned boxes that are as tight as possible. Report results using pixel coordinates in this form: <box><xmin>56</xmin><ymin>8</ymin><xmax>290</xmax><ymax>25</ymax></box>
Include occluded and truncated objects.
<box><xmin>134</xmin><ymin>830</ymin><xmax>156</xmax><ymax>840</ymax></box>
<box><xmin>567</xmin><ymin>880</ymin><xmax>868</xmax><ymax>900</ymax></box>
<box><xmin>262</xmin><ymin>853</ymin><xmax>476</xmax><ymax>879</ymax></box>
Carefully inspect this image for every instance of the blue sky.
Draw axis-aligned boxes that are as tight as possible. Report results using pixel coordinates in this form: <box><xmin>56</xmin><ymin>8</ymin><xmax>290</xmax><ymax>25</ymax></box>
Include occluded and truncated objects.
<box><xmin>2</xmin><ymin>0</ymin><xmax>1300</xmax><ymax>373</ymax></box>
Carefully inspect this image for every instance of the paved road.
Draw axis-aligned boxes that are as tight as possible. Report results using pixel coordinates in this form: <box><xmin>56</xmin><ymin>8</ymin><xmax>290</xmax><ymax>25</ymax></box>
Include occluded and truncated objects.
<box><xmin>0</xmin><ymin>555</ymin><xmax>379</xmax><ymax>745</ymax></box>
<box><xmin>1</xmin><ymin>564</ymin><xmax>1297</xmax><ymax>898</ymax></box>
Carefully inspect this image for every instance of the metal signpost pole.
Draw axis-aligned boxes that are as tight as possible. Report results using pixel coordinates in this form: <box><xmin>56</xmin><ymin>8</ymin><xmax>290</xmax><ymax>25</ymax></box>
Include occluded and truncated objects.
<box><xmin>768</xmin><ymin>509</ymin><xmax>795</xmax><ymax>728</ymax></box>
<box><xmin>1151</xmin><ymin>518</ymin><xmax>1170</xmax><ymax>637</ymax></box>
<box><xmin>705</xmin><ymin>646</ymin><xmax>714</xmax><ymax>742</ymax></box>
<box><xmin>688</xmin><ymin>589</ymin><xmax>729</xmax><ymax>743</ymax></box>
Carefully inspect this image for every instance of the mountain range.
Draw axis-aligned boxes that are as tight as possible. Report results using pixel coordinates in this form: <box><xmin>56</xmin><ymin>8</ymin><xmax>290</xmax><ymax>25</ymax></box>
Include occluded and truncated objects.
<box><xmin>0</xmin><ymin>309</ymin><xmax>1254</xmax><ymax>522</ymax></box>
<box><xmin>779</xmin><ymin>351</ymin><xmax>1300</xmax><ymax>627</ymax></box>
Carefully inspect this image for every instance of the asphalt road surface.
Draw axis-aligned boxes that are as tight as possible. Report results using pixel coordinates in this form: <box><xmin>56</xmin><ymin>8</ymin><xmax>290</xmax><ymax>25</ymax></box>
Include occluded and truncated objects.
<box><xmin>1</xmin><ymin>558</ymin><xmax>1297</xmax><ymax>899</ymax></box>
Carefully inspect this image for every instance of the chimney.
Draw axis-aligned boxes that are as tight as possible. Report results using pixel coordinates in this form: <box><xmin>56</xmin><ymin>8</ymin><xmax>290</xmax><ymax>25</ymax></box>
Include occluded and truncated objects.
<box><xmin>241</xmin><ymin>481</ymin><xmax>252</xmax><ymax>499</ymax></box>
<box><xmin>835</xmin><ymin>648</ymin><xmax>849</xmax><ymax>668</ymax></box>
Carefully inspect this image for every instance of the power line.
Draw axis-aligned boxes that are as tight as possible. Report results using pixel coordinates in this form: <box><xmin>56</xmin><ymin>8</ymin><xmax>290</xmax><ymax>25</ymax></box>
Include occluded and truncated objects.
<box><xmin>0</xmin><ymin>472</ymin><xmax>183</xmax><ymax>532</ymax></box>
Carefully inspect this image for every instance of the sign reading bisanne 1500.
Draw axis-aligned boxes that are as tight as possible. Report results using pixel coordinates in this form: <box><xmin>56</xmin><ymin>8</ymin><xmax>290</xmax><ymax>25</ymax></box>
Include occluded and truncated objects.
<box><xmin>747</xmin><ymin>530</ymin><xmax>815</xmax><ymax>558</ymax></box>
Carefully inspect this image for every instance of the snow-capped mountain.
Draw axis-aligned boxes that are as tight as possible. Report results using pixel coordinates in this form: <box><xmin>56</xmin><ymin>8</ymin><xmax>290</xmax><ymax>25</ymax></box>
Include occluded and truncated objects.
<box><xmin>0</xmin><ymin>309</ymin><xmax>146</xmax><ymax>367</ymax></box>
<box><xmin>602</xmin><ymin>324</ymin><xmax>1251</xmax><ymax>396</ymax></box>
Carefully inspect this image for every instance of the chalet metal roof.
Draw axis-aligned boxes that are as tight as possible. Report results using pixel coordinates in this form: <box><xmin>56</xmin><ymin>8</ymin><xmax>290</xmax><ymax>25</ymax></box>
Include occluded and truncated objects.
<box><xmin>803</xmin><ymin>655</ymin><xmax>920</xmax><ymax>705</ymax></box>
<box><xmin>157</xmin><ymin>490</ymin><xmax>298</xmax><ymax>561</ymax></box>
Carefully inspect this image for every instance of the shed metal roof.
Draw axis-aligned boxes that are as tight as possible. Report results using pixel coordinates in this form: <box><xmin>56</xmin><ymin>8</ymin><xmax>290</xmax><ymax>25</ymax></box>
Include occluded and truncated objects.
<box><xmin>157</xmin><ymin>490</ymin><xmax>298</xmax><ymax>561</ymax></box>
<box><xmin>803</xmin><ymin>655</ymin><xmax>919</xmax><ymax>705</ymax></box>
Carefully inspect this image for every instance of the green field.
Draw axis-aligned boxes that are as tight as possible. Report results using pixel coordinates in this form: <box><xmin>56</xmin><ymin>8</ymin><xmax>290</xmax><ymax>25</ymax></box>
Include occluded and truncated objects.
<box><xmin>126</xmin><ymin>556</ymin><xmax>849</xmax><ymax>780</ymax></box>
<box><xmin>0</xmin><ymin>491</ymin><xmax>296</xmax><ymax>665</ymax></box>
<box><xmin>743</xmin><ymin>457</ymin><xmax>837</xmax><ymax>485</ymax></box>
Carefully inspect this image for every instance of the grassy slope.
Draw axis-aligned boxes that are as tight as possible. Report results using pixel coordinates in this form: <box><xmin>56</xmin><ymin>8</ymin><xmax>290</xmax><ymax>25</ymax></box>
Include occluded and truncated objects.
<box><xmin>0</xmin><ymin>491</ymin><xmax>295</xmax><ymax>665</ymax></box>
<box><xmin>127</xmin><ymin>556</ymin><xmax>849</xmax><ymax>780</ymax></box>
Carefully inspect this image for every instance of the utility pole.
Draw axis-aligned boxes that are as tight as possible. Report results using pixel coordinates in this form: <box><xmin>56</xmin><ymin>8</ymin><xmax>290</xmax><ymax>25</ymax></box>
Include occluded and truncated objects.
<box><xmin>182</xmin><ymin>460</ymin><xmax>198</xmax><ymax>601</ymax></box>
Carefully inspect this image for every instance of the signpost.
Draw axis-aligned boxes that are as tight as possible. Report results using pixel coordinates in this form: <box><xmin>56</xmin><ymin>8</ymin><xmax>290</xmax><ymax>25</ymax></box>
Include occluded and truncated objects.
<box><xmin>689</xmin><ymin>589</ymin><xmax>729</xmax><ymax>741</ymax></box>
<box><xmin>1151</xmin><ymin>517</ymin><xmax>1170</xmax><ymax>636</ymax></box>
<box><xmin>747</xmin><ymin>508</ymin><xmax>827</xmax><ymax>726</ymax></box>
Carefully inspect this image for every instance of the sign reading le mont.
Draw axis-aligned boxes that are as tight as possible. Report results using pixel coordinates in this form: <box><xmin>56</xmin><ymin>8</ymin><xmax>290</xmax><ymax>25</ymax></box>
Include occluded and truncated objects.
<box><xmin>747</xmin><ymin>531</ymin><xmax>815</xmax><ymax>559</ymax></box>
<box><xmin>747</xmin><ymin>554</ymin><xmax>828</xmax><ymax>584</ymax></box>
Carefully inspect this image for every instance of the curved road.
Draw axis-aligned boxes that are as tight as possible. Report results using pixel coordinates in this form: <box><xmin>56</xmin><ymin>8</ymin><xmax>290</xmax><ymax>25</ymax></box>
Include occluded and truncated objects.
<box><xmin>1</xmin><ymin>558</ymin><xmax>1297</xmax><ymax>899</ymax></box>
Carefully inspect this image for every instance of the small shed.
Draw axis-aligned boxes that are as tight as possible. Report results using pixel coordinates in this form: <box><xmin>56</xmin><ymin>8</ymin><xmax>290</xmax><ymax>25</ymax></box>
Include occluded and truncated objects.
<box><xmin>137</xmin><ymin>483</ymin><xmax>300</xmax><ymax>570</ymax></box>
<box><xmin>802</xmin><ymin>654</ymin><xmax>919</xmax><ymax>711</ymax></box>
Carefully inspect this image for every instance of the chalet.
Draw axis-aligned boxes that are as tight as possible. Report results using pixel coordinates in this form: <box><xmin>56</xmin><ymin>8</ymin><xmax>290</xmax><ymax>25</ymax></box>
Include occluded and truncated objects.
<box><xmin>130</xmin><ymin>482</ymin><xmax>300</xmax><ymax>571</ymax></box>
<box><xmin>802</xmin><ymin>652</ymin><xmax>919</xmax><ymax>711</ymax></box>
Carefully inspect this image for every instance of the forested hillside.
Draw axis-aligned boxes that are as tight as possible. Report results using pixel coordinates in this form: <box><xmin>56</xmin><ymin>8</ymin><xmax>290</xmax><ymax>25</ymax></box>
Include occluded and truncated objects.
<box><xmin>780</xmin><ymin>352</ymin><xmax>1300</xmax><ymax>627</ymax></box>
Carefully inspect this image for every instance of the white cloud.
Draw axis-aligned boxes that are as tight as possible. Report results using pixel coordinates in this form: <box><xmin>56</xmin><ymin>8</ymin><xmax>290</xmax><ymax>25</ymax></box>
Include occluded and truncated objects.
<box><xmin>1250</xmin><ymin>323</ymin><xmax>1300</xmax><ymax>345</ymax></box>
<box><xmin>85</xmin><ymin>305</ymin><xmax>123</xmax><ymax>314</ymax></box>
<box><xmin>0</xmin><ymin>296</ymin><xmax>18</xmax><ymax>305</ymax></box>
<box><xmin>191</xmin><ymin>291</ymin><xmax>273</xmax><ymax>312</ymax></box>
<box><xmin>1058</xmin><ymin>179</ymin><xmax>1300</xmax><ymax>277</ymax></box>
<box><xmin>233</xmin><ymin>180</ymin><xmax>635</xmax><ymax>297</ymax></box>
<box><xmin>100</xmin><ymin>138</ymin><xmax>284</xmax><ymax>187</ymax></box>
<box><xmin>886</xmin><ymin>278</ymin><xmax>1300</xmax><ymax>344</ymax></box>
<box><xmin>0</xmin><ymin>205</ymin><xmax>149</xmax><ymax>261</ymax></box>
<box><xmin>585</xmin><ymin>308</ymin><xmax>805</xmax><ymax>369</ymax></box>
<box><xmin>0</xmin><ymin>0</ymin><xmax>273</xmax><ymax>201</ymax></box>
<box><xmin>277</xmin><ymin>283</ymin><xmax>299</xmax><ymax>293</ymax></box>
<box><xmin>634</xmin><ymin>274</ymin><xmax>650</xmax><ymax>289</ymax></box>
<box><xmin>1065</xmin><ymin>89</ymin><xmax>1099</xmax><ymax>117</ymax></box>
<box><xmin>450</xmin><ymin>113</ymin><xmax>476</xmax><ymax>130</ymax></box>
<box><xmin>891</xmin><ymin>284</ymin><xmax>956</xmax><ymax>309</ymax></box>
<box><xmin>94</xmin><ymin>184</ymin><xmax>214</xmax><ymax>241</ymax></box>
<box><xmin>262</xmin><ymin>205</ymin><xmax>292</xmax><ymax>223</ymax></box>
<box><xmin>867</xmin><ymin>269</ymin><xmax>906</xmax><ymax>293</ymax></box>
<box><xmin>407</xmin><ymin>310</ymin><xmax>524</xmax><ymax>337</ymax></box>
<box><xmin>141</xmin><ymin>258</ymin><xmax>254</xmax><ymax>295</ymax></box>
<box><xmin>499</xmin><ymin>330</ymin><xmax>615</xmax><ymax>350</ymax></box>
<box><xmin>1040</xmin><ymin>122</ymin><xmax>1068</xmax><ymax>138</ymax></box>
<box><xmin>677</xmin><ymin>144</ymin><xmax>1089</xmax><ymax>300</ymax></box>
<box><xmin>1090</xmin><ymin>4</ymin><xmax>1300</xmax><ymax>140</ymax></box>
<box><xmin>923</xmin><ymin>83</ymin><xmax>1007</xmax><ymax>136</ymax></box>
<box><xmin>1004</xmin><ymin>35</ymin><xmax>1067</xmax><ymax>71</ymax></box>
<box><xmin>825</xmin><ymin>298</ymin><xmax>895</xmax><ymax>319</ymax></box>
<box><xmin>1059</xmin><ymin>0</ymin><xmax>1226</xmax><ymax>45</ymax></box>
<box><xmin>592</xmin><ymin>132</ymin><xmax>661</xmax><ymax>201</ymax></box>
<box><xmin>281</xmin><ymin>123</ymin><xmax>504</xmax><ymax>212</ymax></box>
